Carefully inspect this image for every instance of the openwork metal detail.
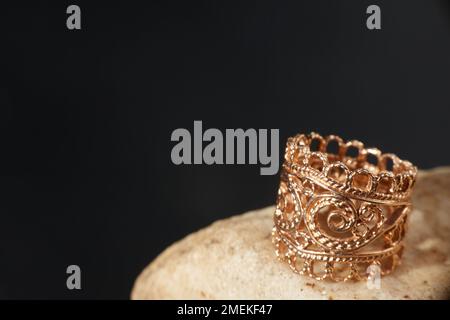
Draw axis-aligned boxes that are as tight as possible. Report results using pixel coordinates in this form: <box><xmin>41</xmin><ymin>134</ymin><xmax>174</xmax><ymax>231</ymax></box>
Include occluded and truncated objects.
<box><xmin>272</xmin><ymin>133</ymin><xmax>417</xmax><ymax>281</ymax></box>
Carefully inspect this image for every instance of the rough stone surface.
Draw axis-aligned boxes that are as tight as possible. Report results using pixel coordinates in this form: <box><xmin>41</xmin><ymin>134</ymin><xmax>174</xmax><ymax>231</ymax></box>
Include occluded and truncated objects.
<box><xmin>131</xmin><ymin>167</ymin><xmax>450</xmax><ymax>300</ymax></box>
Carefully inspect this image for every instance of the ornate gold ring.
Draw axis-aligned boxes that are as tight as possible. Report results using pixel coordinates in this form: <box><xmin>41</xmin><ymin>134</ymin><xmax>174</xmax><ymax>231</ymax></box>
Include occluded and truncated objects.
<box><xmin>272</xmin><ymin>132</ymin><xmax>417</xmax><ymax>281</ymax></box>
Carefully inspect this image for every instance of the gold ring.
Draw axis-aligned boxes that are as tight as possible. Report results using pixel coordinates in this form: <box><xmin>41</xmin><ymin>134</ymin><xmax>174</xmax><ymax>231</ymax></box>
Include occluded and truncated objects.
<box><xmin>272</xmin><ymin>132</ymin><xmax>417</xmax><ymax>281</ymax></box>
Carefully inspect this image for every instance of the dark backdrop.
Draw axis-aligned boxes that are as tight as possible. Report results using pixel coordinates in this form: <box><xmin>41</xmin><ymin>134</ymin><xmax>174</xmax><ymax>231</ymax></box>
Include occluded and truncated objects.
<box><xmin>0</xmin><ymin>0</ymin><xmax>449</xmax><ymax>299</ymax></box>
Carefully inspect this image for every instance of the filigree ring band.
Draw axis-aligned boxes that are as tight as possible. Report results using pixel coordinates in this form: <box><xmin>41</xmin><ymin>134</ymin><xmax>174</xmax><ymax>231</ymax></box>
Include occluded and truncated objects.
<box><xmin>272</xmin><ymin>132</ymin><xmax>417</xmax><ymax>281</ymax></box>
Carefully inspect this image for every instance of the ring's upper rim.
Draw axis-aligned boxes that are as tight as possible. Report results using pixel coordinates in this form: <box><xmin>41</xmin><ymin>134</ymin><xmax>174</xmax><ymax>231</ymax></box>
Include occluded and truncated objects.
<box><xmin>283</xmin><ymin>132</ymin><xmax>417</xmax><ymax>200</ymax></box>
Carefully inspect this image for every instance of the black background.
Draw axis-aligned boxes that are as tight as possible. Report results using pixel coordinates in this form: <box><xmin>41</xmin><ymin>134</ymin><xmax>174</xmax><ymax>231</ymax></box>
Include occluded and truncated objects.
<box><xmin>0</xmin><ymin>0</ymin><xmax>449</xmax><ymax>299</ymax></box>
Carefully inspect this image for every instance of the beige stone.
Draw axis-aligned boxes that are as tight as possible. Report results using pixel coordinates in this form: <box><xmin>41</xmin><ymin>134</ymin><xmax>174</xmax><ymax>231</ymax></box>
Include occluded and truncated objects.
<box><xmin>131</xmin><ymin>167</ymin><xmax>450</xmax><ymax>300</ymax></box>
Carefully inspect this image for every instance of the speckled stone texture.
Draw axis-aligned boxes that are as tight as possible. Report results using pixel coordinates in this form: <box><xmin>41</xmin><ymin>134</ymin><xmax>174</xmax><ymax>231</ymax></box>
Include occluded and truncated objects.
<box><xmin>131</xmin><ymin>167</ymin><xmax>450</xmax><ymax>300</ymax></box>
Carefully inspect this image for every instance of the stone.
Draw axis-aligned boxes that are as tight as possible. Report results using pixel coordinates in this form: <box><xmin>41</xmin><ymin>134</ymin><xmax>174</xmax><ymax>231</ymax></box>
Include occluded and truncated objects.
<box><xmin>131</xmin><ymin>167</ymin><xmax>450</xmax><ymax>300</ymax></box>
